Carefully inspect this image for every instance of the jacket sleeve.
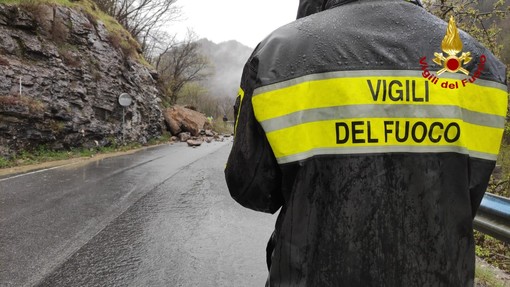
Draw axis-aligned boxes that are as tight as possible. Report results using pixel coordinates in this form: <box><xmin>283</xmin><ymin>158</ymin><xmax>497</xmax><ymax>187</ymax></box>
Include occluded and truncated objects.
<box><xmin>469</xmin><ymin>61</ymin><xmax>508</xmax><ymax>218</ymax></box>
<box><xmin>224</xmin><ymin>57</ymin><xmax>283</xmax><ymax>214</ymax></box>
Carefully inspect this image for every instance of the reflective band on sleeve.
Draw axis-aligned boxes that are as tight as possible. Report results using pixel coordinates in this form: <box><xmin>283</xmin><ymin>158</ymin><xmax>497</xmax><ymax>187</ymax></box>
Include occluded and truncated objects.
<box><xmin>234</xmin><ymin>88</ymin><xmax>245</xmax><ymax>134</ymax></box>
<box><xmin>252</xmin><ymin>70</ymin><xmax>508</xmax><ymax>164</ymax></box>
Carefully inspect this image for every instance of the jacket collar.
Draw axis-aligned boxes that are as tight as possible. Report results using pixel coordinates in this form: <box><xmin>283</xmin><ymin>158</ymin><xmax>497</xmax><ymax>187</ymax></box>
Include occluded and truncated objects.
<box><xmin>296</xmin><ymin>0</ymin><xmax>422</xmax><ymax>19</ymax></box>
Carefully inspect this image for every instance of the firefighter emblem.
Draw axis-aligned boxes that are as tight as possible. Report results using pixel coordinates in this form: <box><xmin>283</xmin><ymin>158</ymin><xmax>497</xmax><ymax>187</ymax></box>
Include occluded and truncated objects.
<box><xmin>433</xmin><ymin>16</ymin><xmax>471</xmax><ymax>75</ymax></box>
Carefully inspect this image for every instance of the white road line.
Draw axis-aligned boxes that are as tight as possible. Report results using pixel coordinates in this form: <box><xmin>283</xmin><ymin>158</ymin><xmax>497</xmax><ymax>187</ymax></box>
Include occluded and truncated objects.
<box><xmin>0</xmin><ymin>162</ymin><xmax>79</xmax><ymax>183</ymax></box>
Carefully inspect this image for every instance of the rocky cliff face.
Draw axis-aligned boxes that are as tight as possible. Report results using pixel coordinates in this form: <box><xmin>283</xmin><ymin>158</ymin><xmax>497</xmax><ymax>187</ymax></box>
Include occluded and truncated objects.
<box><xmin>0</xmin><ymin>3</ymin><xmax>164</xmax><ymax>157</ymax></box>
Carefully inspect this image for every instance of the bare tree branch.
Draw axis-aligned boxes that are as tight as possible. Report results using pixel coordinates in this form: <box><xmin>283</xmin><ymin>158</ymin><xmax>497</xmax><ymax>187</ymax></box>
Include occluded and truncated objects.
<box><xmin>154</xmin><ymin>31</ymin><xmax>210</xmax><ymax>105</ymax></box>
<box><xmin>92</xmin><ymin>0</ymin><xmax>181</xmax><ymax>54</ymax></box>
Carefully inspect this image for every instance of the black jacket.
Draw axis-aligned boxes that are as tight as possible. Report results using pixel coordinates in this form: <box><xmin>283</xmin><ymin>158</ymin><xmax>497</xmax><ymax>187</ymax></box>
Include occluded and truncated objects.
<box><xmin>225</xmin><ymin>0</ymin><xmax>508</xmax><ymax>286</ymax></box>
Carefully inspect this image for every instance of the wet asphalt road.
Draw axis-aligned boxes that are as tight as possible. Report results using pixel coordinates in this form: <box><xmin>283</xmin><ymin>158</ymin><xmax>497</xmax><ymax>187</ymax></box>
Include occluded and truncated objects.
<box><xmin>0</xmin><ymin>141</ymin><xmax>276</xmax><ymax>287</ymax></box>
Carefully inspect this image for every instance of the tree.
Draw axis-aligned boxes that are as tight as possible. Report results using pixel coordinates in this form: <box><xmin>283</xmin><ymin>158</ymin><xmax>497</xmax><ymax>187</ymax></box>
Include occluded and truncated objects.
<box><xmin>155</xmin><ymin>31</ymin><xmax>210</xmax><ymax>105</ymax></box>
<box><xmin>91</xmin><ymin>0</ymin><xmax>180</xmax><ymax>53</ymax></box>
<box><xmin>178</xmin><ymin>82</ymin><xmax>208</xmax><ymax>108</ymax></box>
<box><xmin>197</xmin><ymin>96</ymin><xmax>221</xmax><ymax>119</ymax></box>
<box><xmin>423</xmin><ymin>0</ymin><xmax>509</xmax><ymax>58</ymax></box>
<box><xmin>424</xmin><ymin>2</ymin><xmax>510</xmax><ymax>275</ymax></box>
<box><xmin>143</xmin><ymin>30</ymin><xmax>177</xmax><ymax>65</ymax></box>
<box><xmin>424</xmin><ymin>0</ymin><xmax>510</xmax><ymax>142</ymax></box>
<box><xmin>218</xmin><ymin>96</ymin><xmax>235</xmax><ymax>120</ymax></box>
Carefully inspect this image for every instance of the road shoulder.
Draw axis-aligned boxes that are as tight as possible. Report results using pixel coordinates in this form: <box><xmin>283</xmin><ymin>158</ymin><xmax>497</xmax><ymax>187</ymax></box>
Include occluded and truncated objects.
<box><xmin>0</xmin><ymin>146</ymin><xmax>157</xmax><ymax>179</ymax></box>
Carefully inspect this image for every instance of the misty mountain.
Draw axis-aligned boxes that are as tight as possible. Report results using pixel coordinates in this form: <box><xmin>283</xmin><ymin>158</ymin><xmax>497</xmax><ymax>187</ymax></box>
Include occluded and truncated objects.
<box><xmin>197</xmin><ymin>39</ymin><xmax>253</xmax><ymax>99</ymax></box>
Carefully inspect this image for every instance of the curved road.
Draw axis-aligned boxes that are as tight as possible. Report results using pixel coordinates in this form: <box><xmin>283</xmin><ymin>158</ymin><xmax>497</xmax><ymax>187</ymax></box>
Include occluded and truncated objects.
<box><xmin>0</xmin><ymin>141</ymin><xmax>276</xmax><ymax>287</ymax></box>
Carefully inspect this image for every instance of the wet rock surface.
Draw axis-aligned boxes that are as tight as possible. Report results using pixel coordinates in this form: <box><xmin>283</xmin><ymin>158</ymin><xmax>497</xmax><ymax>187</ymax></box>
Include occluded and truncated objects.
<box><xmin>0</xmin><ymin>3</ymin><xmax>164</xmax><ymax>157</ymax></box>
<box><xmin>178</xmin><ymin>132</ymin><xmax>191</xmax><ymax>142</ymax></box>
<box><xmin>186</xmin><ymin>139</ymin><xmax>203</xmax><ymax>147</ymax></box>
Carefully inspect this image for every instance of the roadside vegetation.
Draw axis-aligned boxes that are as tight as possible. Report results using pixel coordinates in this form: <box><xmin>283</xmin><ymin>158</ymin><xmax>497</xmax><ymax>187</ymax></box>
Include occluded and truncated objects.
<box><xmin>0</xmin><ymin>134</ymin><xmax>173</xmax><ymax>170</ymax></box>
<box><xmin>423</xmin><ymin>1</ymin><xmax>510</xmax><ymax>280</ymax></box>
<box><xmin>476</xmin><ymin>260</ymin><xmax>509</xmax><ymax>287</ymax></box>
<box><xmin>0</xmin><ymin>116</ymin><xmax>234</xmax><ymax>170</ymax></box>
<box><xmin>211</xmin><ymin>118</ymin><xmax>234</xmax><ymax>135</ymax></box>
<box><xmin>473</xmin><ymin>143</ymin><xmax>510</xmax><ymax>279</ymax></box>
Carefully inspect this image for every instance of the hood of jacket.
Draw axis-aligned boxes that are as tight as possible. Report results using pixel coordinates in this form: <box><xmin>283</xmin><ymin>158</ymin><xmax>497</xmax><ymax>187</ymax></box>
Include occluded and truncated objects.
<box><xmin>296</xmin><ymin>0</ymin><xmax>422</xmax><ymax>19</ymax></box>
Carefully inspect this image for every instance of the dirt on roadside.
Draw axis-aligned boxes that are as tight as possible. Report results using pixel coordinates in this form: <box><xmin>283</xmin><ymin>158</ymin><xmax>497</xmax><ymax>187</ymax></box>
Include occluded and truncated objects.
<box><xmin>476</xmin><ymin>257</ymin><xmax>510</xmax><ymax>286</ymax></box>
<box><xmin>0</xmin><ymin>149</ymin><xmax>143</xmax><ymax>179</ymax></box>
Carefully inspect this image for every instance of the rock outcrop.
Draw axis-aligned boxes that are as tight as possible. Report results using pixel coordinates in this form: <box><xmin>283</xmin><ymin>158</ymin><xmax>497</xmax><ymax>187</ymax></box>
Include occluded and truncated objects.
<box><xmin>0</xmin><ymin>3</ymin><xmax>164</xmax><ymax>157</ymax></box>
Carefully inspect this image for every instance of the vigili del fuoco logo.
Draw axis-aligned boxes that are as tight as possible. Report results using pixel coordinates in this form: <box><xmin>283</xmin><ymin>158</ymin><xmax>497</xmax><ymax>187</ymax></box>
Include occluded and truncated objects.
<box><xmin>419</xmin><ymin>16</ymin><xmax>486</xmax><ymax>89</ymax></box>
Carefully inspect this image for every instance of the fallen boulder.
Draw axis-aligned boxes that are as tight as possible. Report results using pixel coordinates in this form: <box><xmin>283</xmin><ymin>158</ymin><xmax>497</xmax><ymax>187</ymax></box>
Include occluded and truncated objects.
<box><xmin>205</xmin><ymin>129</ymin><xmax>215</xmax><ymax>137</ymax></box>
<box><xmin>164</xmin><ymin>105</ymin><xmax>207</xmax><ymax>136</ymax></box>
<box><xmin>178</xmin><ymin>132</ymin><xmax>191</xmax><ymax>142</ymax></box>
<box><xmin>187</xmin><ymin>139</ymin><xmax>203</xmax><ymax>147</ymax></box>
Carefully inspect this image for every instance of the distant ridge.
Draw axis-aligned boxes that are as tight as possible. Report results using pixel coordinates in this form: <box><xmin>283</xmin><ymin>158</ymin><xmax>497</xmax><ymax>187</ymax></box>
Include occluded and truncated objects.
<box><xmin>197</xmin><ymin>39</ymin><xmax>253</xmax><ymax>99</ymax></box>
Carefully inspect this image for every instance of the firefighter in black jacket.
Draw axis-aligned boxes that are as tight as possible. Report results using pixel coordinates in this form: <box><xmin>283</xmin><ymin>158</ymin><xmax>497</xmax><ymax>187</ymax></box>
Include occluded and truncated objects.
<box><xmin>225</xmin><ymin>0</ymin><xmax>508</xmax><ymax>286</ymax></box>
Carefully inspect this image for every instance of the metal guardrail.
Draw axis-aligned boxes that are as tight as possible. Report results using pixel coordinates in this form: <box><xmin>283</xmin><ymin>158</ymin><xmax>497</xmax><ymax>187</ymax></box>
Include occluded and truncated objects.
<box><xmin>474</xmin><ymin>192</ymin><xmax>510</xmax><ymax>243</ymax></box>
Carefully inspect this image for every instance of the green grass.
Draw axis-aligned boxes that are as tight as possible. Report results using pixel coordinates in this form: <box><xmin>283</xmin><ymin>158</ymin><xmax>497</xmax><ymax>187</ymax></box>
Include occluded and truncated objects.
<box><xmin>475</xmin><ymin>230</ymin><xmax>510</xmax><ymax>274</ymax></box>
<box><xmin>473</xmin><ymin>144</ymin><xmax>510</xmax><ymax>276</ymax></box>
<box><xmin>0</xmin><ymin>137</ymin><xmax>177</xmax><ymax>170</ymax></box>
<box><xmin>1</xmin><ymin>0</ymin><xmax>72</xmax><ymax>5</ymax></box>
<box><xmin>0</xmin><ymin>156</ymin><xmax>9</xmax><ymax>169</ymax></box>
<box><xmin>212</xmin><ymin>118</ymin><xmax>234</xmax><ymax>135</ymax></box>
<box><xmin>475</xmin><ymin>261</ymin><xmax>509</xmax><ymax>287</ymax></box>
<box><xmin>147</xmin><ymin>133</ymin><xmax>172</xmax><ymax>146</ymax></box>
<box><xmin>495</xmin><ymin>143</ymin><xmax>510</xmax><ymax>198</ymax></box>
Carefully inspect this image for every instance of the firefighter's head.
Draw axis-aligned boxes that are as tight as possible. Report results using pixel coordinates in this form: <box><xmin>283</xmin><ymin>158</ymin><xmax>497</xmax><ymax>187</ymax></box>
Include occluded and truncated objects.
<box><xmin>296</xmin><ymin>0</ymin><xmax>326</xmax><ymax>19</ymax></box>
<box><xmin>297</xmin><ymin>0</ymin><xmax>423</xmax><ymax>19</ymax></box>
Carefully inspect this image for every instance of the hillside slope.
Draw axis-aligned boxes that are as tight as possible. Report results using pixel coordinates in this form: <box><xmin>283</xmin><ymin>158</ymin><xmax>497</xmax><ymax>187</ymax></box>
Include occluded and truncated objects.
<box><xmin>0</xmin><ymin>2</ymin><xmax>164</xmax><ymax>157</ymax></box>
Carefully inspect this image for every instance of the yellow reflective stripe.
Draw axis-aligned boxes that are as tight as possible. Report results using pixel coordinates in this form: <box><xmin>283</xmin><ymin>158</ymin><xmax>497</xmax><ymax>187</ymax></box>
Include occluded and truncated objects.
<box><xmin>234</xmin><ymin>88</ymin><xmax>245</xmax><ymax>134</ymax></box>
<box><xmin>465</xmin><ymin>121</ymin><xmax>503</xmax><ymax>154</ymax></box>
<box><xmin>265</xmin><ymin>118</ymin><xmax>503</xmax><ymax>162</ymax></box>
<box><xmin>252</xmin><ymin>76</ymin><xmax>507</xmax><ymax>122</ymax></box>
